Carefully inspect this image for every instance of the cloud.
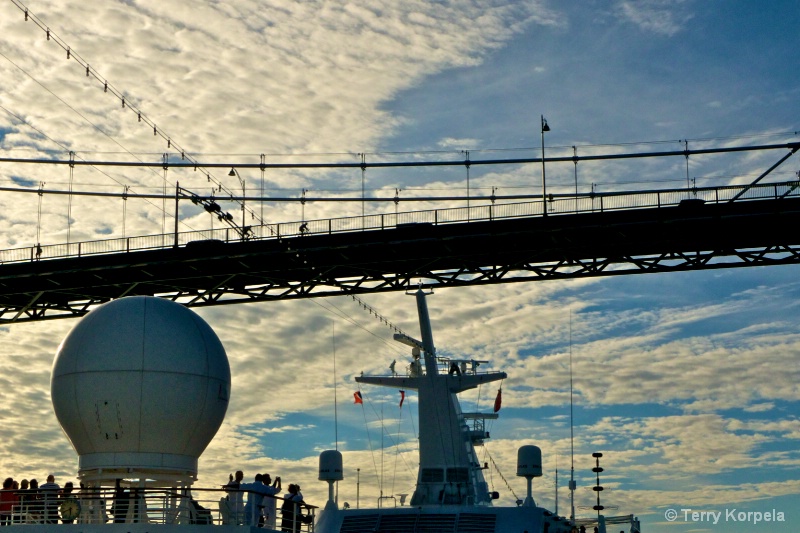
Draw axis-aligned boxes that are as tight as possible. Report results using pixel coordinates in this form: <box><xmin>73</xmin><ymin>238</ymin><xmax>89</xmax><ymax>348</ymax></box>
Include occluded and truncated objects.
<box><xmin>437</xmin><ymin>137</ymin><xmax>482</xmax><ymax>149</ymax></box>
<box><xmin>0</xmin><ymin>0</ymin><xmax>568</xmax><ymax>250</ymax></box>
<box><xmin>614</xmin><ymin>0</ymin><xmax>694</xmax><ymax>37</ymax></box>
<box><xmin>743</xmin><ymin>402</ymin><xmax>775</xmax><ymax>413</ymax></box>
<box><xmin>0</xmin><ymin>258</ymin><xmax>798</xmax><ymax>525</ymax></box>
<box><xmin>0</xmin><ymin>0</ymin><xmax>555</xmax><ymax>157</ymax></box>
<box><xmin>0</xmin><ymin>3</ymin><xmax>798</xmax><ymax>530</ymax></box>
<box><xmin>245</xmin><ymin>424</ymin><xmax>318</xmax><ymax>435</ymax></box>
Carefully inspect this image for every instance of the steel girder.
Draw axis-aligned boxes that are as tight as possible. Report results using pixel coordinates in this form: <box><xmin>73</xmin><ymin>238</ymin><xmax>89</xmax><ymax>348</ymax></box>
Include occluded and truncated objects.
<box><xmin>1</xmin><ymin>197</ymin><xmax>800</xmax><ymax>323</ymax></box>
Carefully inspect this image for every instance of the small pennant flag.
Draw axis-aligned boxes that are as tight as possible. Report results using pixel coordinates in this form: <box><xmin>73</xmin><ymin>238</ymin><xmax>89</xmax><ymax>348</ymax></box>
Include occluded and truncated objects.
<box><xmin>399</xmin><ymin>390</ymin><xmax>406</xmax><ymax>408</ymax></box>
<box><xmin>354</xmin><ymin>391</ymin><xmax>363</xmax><ymax>404</ymax></box>
<box><xmin>493</xmin><ymin>388</ymin><xmax>502</xmax><ymax>413</ymax></box>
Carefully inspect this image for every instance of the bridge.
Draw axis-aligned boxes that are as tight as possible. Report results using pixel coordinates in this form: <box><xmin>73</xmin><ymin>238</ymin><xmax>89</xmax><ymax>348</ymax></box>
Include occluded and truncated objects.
<box><xmin>2</xmin><ymin>173</ymin><xmax>800</xmax><ymax>323</ymax></box>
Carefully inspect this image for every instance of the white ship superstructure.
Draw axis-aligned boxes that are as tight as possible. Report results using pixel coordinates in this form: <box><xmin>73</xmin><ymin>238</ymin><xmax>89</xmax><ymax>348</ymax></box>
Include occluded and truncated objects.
<box><xmin>1</xmin><ymin>292</ymin><xmax>640</xmax><ymax>533</ymax></box>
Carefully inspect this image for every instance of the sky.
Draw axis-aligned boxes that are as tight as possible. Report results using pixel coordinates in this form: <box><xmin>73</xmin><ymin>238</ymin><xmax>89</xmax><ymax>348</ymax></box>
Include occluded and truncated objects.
<box><xmin>0</xmin><ymin>0</ymin><xmax>799</xmax><ymax>532</ymax></box>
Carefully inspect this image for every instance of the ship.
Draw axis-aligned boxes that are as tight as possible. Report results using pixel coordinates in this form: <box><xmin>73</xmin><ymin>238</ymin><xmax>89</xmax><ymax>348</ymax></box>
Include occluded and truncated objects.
<box><xmin>0</xmin><ymin>292</ymin><xmax>641</xmax><ymax>533</ymax></box>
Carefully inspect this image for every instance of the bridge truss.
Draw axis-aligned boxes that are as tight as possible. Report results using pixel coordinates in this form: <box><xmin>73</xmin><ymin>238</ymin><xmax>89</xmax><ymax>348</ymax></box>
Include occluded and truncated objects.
<box><xmin>1</xmin><ymin>141</ymin><xmax>799</xmax><ymax>323</ymax></box>
<box><xmin>2</xmin><ymin>191</ymin><xmax>800</xmax><ymax>323</ymax></box>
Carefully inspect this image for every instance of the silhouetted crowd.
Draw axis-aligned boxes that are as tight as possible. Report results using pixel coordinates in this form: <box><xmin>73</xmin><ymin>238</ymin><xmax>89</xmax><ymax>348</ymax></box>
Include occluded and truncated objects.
<box><xmin>0</xmin><ymin>474</ymin><xmax>74</xmax><ymax>525</ymax></box>
<box><xmin>222</xmin><ymin>471</ymin><xmax>312</xmax><ymax>532</ymax></box>
<box><xmin>0</xmin><ymin>472</ymin><xmax>313</xmax><ymax>529</ymax></box>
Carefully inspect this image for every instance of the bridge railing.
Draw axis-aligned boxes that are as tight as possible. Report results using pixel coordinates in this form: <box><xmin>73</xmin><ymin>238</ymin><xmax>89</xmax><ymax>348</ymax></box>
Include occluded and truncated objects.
<box><xmin>6</xmin><ymin>180</ymin><xmax>800</xmax><ymax>265</ymax></box>
<box><xmin>550</xmin><ymin>180</ymin><xmax>800</xmax><ymax>214</ymax></box>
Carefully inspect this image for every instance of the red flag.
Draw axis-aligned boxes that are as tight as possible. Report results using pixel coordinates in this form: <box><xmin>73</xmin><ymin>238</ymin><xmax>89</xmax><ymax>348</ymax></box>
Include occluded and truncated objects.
<box><xmin>399</xmin><ymin>390</ymin><xmax>406</xmax><ymax>408</ymax></box>
<box><xmin>493</xmin><ymin>388</ymin><xmax>502</xmax><ymax>413</ymax></box>
<box><xmin>354</xmin><ymin>391</ymin><xmax>363</xmax><ymax>404</ymax></box>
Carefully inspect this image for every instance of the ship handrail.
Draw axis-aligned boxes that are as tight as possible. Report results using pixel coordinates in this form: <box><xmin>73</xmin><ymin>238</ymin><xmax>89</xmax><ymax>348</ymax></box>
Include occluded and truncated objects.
<box><xmin>7</xmin><ymin>486</ymin><xmax>316</xmax><ymax>530</ymax></box>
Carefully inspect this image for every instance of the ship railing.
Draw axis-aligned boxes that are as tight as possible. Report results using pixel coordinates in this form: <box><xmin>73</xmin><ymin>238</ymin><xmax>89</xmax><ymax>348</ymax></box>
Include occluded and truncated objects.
<box><xmin>217</xmin><ymin>489</ymin><xmax>316</xmax><ymax>532</ymax></box>
<box><xmin>389</xmin><ymin>356</ymin><xmax>495</xmax><ymax>378</ymax></box>
<box><xmin>7</xmin><ymin>486</ymin><xmax>316</xmax><ymax>530</ymax></box>
<box><xmin>574</xmin><ymin>513</ymin><xmax>641</xmax><ymax>533</ymax></box>
<box><xmin>435</xmin><ymin>356</ymin><xmax>492</xmax><ymax>377</ymax></box>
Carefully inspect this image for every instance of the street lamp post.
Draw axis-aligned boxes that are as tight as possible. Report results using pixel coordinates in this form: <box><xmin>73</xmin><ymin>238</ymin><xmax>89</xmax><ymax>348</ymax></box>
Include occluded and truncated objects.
<box><xmin>540</xmin><ymin>115</ymin><xmax>550</xmax><ymax>216</ymax></box>
<box><xmin>228</xmin><ymin>167</ymin><xmax>247</xmax><ymax>240</ymax></box>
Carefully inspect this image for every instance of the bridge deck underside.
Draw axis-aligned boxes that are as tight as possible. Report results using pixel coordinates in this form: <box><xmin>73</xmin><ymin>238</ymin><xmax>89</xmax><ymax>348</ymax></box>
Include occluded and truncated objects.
<box><xmin>1</xmin><ymin>198</ymin><xmax>799</xmax><ymax>322</ymax></box>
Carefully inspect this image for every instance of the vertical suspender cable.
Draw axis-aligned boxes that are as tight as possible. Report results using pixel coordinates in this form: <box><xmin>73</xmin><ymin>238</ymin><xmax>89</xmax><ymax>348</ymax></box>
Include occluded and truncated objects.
<box><xmin>162</xmin><ymin>153</ymin><xmax>168</xmax><ymax>245</ymax></box>
<box><xmin>301</xmin><ymin>188</ymin><xmax>306</xmax><ymax>224</ymax></box>
<box><xmin>465</xmin><ymin>150</ymin><xmax>471</xmax><ymax>218</ymax></box>
<box><xmin>684</xmin><ymin>140</ymin><xmax>691</xmax><ymax>198</ymax></box>
<box><xmin>122</xmin><ymin>185</ymin><xmax>129</xmax><ymax>238</ymax></box>
<box><xmin>36</xmin><ymin>181</ymin><xmax>45</xmax><ymax>249</ymax></box>
<box><xmin>573</xmin><ymin>146</ymin><xmax>579</xmax><ymax>213</ymax></box>
<box><xmin>260</xmin><ymin>153</ymin><xmax>266</xmax><ymax>237</ymax></box>
<box><xmin>361</xmin><ymin>153</ymin><xmax>366</xmax><ymax>228</ymax></box>
<box><xmin>67</xmin><ymin>151</ymin><xmax>74</xmax><ymax>245</ymax></box>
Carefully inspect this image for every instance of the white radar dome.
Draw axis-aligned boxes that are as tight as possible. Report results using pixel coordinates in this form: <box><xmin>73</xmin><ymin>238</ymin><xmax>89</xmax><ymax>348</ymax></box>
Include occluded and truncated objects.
<box><xmin>516</xmin><ymin>445</ymin><xmax>543</xmax><ymax>478</ymax></box>
<box><xmin>319</xmin><ymin>450</ymin><xmax>344</xmax><ymax>481</ymax></box>
<box><xmin>51</xmin><ymin>296</ymin><xmax>231</xmax><ymax>484</ymax></box>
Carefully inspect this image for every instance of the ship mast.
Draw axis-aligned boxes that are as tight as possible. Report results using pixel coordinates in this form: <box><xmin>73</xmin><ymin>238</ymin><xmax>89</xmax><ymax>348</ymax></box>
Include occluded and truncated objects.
<box><xmin>356</xmin><ymin>289</ymin><xmax>506</xmax><ymax>506</ymax></box>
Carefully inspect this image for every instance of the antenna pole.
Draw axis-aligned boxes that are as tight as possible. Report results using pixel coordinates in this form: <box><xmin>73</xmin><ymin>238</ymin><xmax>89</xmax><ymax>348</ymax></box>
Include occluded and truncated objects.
<box><xmin>569</xmin><ymin>311</ymin><xmax>576</xmax><ymax>525</ymax></box>
<box><xmin>555</xmin><ymin>455</ymin><xmax>559</xmax><ymax>515</ymax></box>
<box><xmin>333</xmin><ymin>321</ymin><xmax>339</xmax><ymax>504</ymax></box>
<box><xmin>592</xmin><ymin>453</ymin><xmax>605</xmax><ymax>521</ymax></box>
<box><xmin>333</xmin><ymin>320</ymin><xmax>338</xmax><ymax>450</ymax></box>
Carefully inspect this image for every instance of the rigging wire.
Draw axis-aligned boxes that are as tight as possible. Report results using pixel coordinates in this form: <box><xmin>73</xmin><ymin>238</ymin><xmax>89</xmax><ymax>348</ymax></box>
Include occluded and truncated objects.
<box><xmin>569</xmin><ymin>309</ymin><xmax>576</xmax><ymax>524</ymax></box>
<box><xmin>0</xmin><ymin>53</ymin><xmax>170</xmax><ymax>187</ymax></box>
<box><xmin>4</xmin><ymin>1</ymin><xmax>260</xmax><ymax>232</ymax></box>
<box><xmin>67</xmin><ymin>151</ymin><xmax>74</xmax><ymax>244</ymax></box>
<box><xmin>483</xmin><ymin>389</ymin><xmax>501</xmax><ymax>454</ymax></box>
<box><xmin>311</xmin><ymin>294</ymin><xmax>421</xmax><ymax>487</ymax></box>
<box><xmin>7</xmin><ymin>1</ymin><xmax>265</xmax><ymax>224</ymax></box>
<box><xmin>307</xmin><ymin>298</ymin><xmax>406</xmax><ymax>357</ymax></box>
<box><xmin>332</xmin><ymin>320</ymin><xmax>338</xmax><ymax>451</ymax></box>
<box><xmin>362</xmin><ymin>392</ymin><xmax>417</xmax><ymax>482</ymax></box>
<box><xmin>407</xmin><ymin>391</ymin><xmax>417</xmax><ymax>443</ymax></box>
<box><xmin>307</xmin><ymin>296</ymin><xmax>418</xmax><ymax>483</ymax></box>
<box><xmin>353</xmin><ymin>389</ymin><xmax>418</xmax><ymax>500</ymax></box>
<box><xmin>0</xmin><ymin>102</ymin><xmax>202</xmax><ymax>234</ymax></box>
<box><xmin>354</xmin><ymin>387</ymin><xmax>382</xmax><ymax>495</ymax></box>
<box><xmin>390</xmin><ymin>396</ymin><xmax>404</xmax><ymax>498</ymax></box>
<box><xmin>348</xmin><ymin>294</ymin><xmax>410</xmax><ymax>338</ymax></box>
<box><xmin>5</xmin><ymin>1</ymin><xmax>799</xmax><ymax>228</ymax></box>
<box><xmin>484</xmin><ymin>443</ymin><xmax>519</xmax><ymax>502</ymax></box>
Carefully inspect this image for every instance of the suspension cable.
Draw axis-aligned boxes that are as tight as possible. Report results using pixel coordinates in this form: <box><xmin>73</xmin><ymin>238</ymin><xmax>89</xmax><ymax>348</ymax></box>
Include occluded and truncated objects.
<box><xmin>1</xmin><ymin>141</ymin><xmax>797</xmax><ymax>169</ymax></box>
<box><xmin>5</xmin><ymin>0</ymin><xmax>262</xmax><ymax>231</ymax></box>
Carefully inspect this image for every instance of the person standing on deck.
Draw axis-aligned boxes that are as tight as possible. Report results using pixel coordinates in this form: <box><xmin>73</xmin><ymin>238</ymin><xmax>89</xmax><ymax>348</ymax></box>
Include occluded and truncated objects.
<box><xmin>38</xmin><ymin>475</ymin><xmax>60</xmax><ymax>524</ymax></box>
<box><xmin>223</xmin><ymin>471</ymin><xmax>244</xmax><ymax>525</ymax></box>
<box><xmin>260</xmin><ymin>474</ymin><xmax>281</xmax><ymax>530</ymax></box>
<box><xmin>241</xmin><ymin>474</ymin><xmax>270</xmax><ymax>527</ymax></box>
